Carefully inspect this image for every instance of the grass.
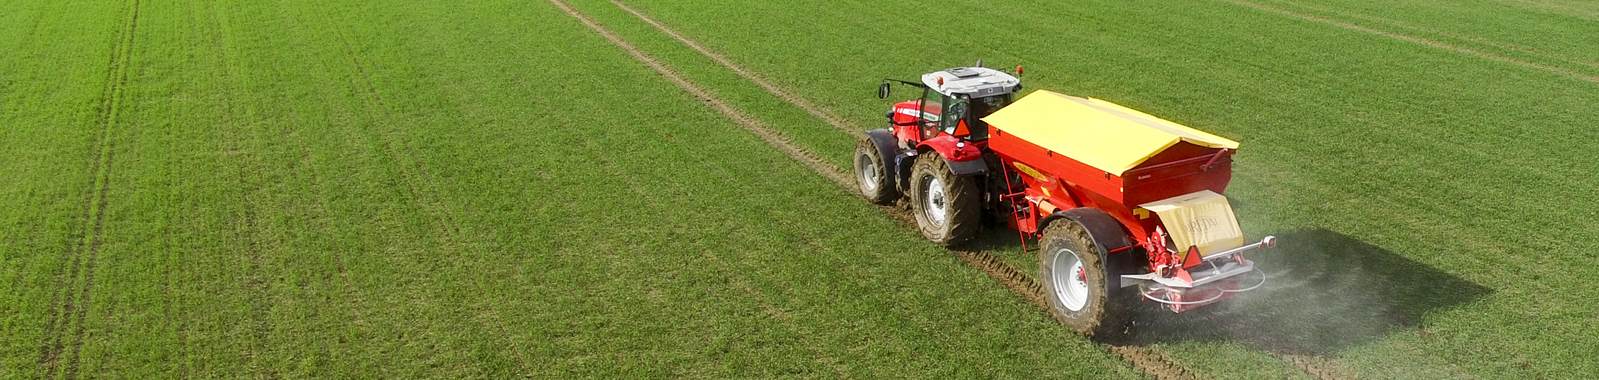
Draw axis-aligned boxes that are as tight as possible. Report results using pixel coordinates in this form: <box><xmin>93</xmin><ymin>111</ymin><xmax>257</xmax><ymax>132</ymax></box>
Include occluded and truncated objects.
<box><xmin>1</xmin><ymin>0</ymin><xmax>1143</xmax><ymax>378</ymax></box>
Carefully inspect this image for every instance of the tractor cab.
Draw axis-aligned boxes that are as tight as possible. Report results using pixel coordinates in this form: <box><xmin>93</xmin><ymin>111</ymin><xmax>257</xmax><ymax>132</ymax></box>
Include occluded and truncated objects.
<box><xmin>880</xmin><ymin>66</ymin><xmax>1022</xmax><ymax>144</ymax></box>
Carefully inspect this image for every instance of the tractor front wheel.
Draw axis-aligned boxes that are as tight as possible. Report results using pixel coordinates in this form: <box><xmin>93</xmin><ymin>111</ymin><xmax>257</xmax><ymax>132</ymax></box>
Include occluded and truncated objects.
<box><xmin>853</xmin><ymin>138</ymin><xmax>898</xmax><ymax>204</ymax></box>
<box><xmin>910</xmin><ymin>154</ymin><xmax>979</xmax><ymax>246</ymax></box>
<box><xmin>1038</xmin><ymin>218</ymin><xmax>1132</xmax><ymax>338</ymax></box>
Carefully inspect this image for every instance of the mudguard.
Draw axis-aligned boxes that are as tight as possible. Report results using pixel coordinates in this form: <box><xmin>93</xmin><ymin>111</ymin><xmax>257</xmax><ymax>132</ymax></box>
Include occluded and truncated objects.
<box><xmin>946</xmin><ymin>157</ymin><xmax>988</xmax><ymax>176</ymax></box>
<box><xmin>865</xmin><ymin>129</ymin><xmax>901</xmax><ymax>164</ymax></box>
<box><xmin>917</xmin><ymin>135</ymin><xmax>988</xmax><ymax>176</ymax></box>
<box><xmin>894</xmin><ymin>151</ymin><xmax>917</xmax><ymax>191</ymax></box>
<box><xmin>864</xmin><ymin>129</ymin><xmax>907</xmax><ymax>190</ymax></box>
<box><xmin>1044</xmin><ymin>208</ymin><xmax>1143</xmax><ymax>288</ymax></box>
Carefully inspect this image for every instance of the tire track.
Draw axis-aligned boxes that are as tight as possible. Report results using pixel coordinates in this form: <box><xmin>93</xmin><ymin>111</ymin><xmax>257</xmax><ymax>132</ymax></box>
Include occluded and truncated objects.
<box><xmin>1280</xmin><ymin>354</ymin><xmax>1354</xmax><ymax>380</ymax></box>
<box><xmin>157</xmin><ymin>212</ymin><xmax>188</xmax><ymax>380</ymax></box>
<box><xmin>691</xmin><ymin>244</ymin><xmax>852</xmax><ymax>379</ymax></box>
<box><xmin>1494</xmin><ymin>0</ymin><xmax>1599</xmax><ymax>21</ymax></box>
<box><xmin>1267</xmin><ymin>0</ymin><xmax>1599</xmax><ymax>72</ymax></box>
<box><xmin>607</xmin><ymin>0</ymin><xmax>861</xmax><ymax>139</ymax></box>
<box><xmin>278</xmin><ymin>7</ymin><xmax>377</xmax><ymax>367</ymax></box>
<box><xmin>210</xmin><ymin>5</ymin><xmax>284</xmax><ymax>376</ymax></box>
<box><xmin>547</xmin><ymin>0</ymin><xmax>861</xmax><ymax>375</ymax></box>
<box><xmin>1220</xmin><ymin>0</ymin><xmax>1599</xmax><ymax>84</ymax></box>
<box><xmin>951</xmin><ymin>249</ymin><xmax>1202</xmax><ymax>380</ymax></box>
<box><xmin>229</xmin><ymin>149</ymin><xmax>273</xmax><ymax>378</ymax></box>
<box><xmin>162</xmin><ymin>5</ymin><xmax>206</xmax><ymax>379</ymax></box>
<box><xmin>555</xmin><ymin>2</ymin><xmax>1200</xmax><ymax>379</ymax></box>
<box><xmin>548</xmin><ymin>0</ymin><xmax>850</xmax><ymax>190</ymax></box>
<box><xmin>296</xmin><ymin>148</ymin><xmax>373</xmax><ymax>353</ymax></box>
<box><xmin>38</xmin><ymin>0</ymin><xmax>140</xmax><ymax>378</ymax></box>
<box><xmin>314</xmin><ymin>6</ymin><xmax>534</xmax><ymax>374</ymax></box>
<box><xmin>571</xmin><ymin>136</ymin><xmax>853</xmax><ymax>379</ymax></box>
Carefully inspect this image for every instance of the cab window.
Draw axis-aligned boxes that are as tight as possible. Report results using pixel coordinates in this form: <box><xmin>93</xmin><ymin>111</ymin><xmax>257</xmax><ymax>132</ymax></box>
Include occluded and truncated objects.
<box><xmin>917</xmin><ymin>89</ymin><xmax>943</xmax><ymax>139</ymax></box>
<box><xmin>918</xmin><ymin>89</ymin><xmax>942</xmax><ymax>125</ymax></box>
<box><xmin>942</xmin><ymin>96</ymin><xmax>968</xmax><ymax>135</ymax></box>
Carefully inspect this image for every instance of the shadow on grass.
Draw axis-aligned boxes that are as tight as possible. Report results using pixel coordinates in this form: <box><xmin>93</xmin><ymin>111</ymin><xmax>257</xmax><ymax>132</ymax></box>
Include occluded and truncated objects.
<box><xmin>1115</xmin><ymin>228</ymin><xmax>1493</xmax><ymax>355</ymax></box>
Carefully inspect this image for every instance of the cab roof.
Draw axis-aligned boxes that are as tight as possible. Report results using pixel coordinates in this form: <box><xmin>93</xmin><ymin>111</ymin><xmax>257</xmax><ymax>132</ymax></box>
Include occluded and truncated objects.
<box><xmin>982</xmin><ymin>90</ymin><xmax>1240</xmax><ymax>176</ymax></box>
<box><xmin>921</xmin><ymin>67</ymin><xmax>1021</xmax><ymax>99</ymax></box>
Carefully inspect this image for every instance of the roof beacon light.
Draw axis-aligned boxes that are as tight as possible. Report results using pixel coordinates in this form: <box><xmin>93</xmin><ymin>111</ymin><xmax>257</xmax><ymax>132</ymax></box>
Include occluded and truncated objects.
<box><xmin>937</xmin><ymin>76</ymin><xmax>944</xmax><ymax>86</ymax></box>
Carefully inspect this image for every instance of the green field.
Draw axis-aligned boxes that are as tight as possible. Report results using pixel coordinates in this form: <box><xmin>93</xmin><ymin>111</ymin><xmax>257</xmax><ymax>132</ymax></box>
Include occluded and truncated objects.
<box><xmin>3</xmin><ymin>0</ymin><xmax>1596</xmax><ymax>378</ymax></box>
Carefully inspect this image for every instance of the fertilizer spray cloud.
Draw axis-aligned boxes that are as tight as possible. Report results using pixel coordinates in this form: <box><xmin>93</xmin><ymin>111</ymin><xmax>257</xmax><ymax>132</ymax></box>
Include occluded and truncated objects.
<box><xmin>1121</xmin><ymin>228</ymin><xmax>1491</xmax><ymax>355</ymax></box>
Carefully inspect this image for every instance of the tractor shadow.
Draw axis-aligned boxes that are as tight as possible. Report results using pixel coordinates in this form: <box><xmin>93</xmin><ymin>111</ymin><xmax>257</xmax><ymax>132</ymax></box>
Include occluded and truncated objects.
<box><xmin>1112</xmin><ymin>228</ymin><xmax>1492</xmax><ymax>356</ymax></box>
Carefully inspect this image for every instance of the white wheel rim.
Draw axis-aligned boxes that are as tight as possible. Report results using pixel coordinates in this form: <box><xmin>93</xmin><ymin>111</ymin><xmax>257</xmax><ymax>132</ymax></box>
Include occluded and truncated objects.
<box><xmin>858</xmin><ymin>154</ymin><xmax>878</xmax><ymax>191</ymax></box>
<box><xmin>921</xmin><ymin>175</ymin><xmax>947</xmax><ymax>227</ymax></box>
<box><xmin>1051</xmin><ymin>248</ymin><xmax>1089</xmax><ymax>311</ymax></box>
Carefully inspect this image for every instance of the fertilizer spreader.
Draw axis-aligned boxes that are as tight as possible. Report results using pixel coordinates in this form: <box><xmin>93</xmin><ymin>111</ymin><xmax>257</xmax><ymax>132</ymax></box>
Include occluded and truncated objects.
<box><xmin>855</xmin><ymin>65</ymin><xmax>1276</xmax><ymax>337</ymax></box>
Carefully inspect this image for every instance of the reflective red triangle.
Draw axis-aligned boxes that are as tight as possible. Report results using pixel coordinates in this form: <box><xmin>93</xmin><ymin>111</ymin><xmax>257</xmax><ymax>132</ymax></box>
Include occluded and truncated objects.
<box><xmin>1175</xmin><ymin>266</ymin><xmax>1194</xmax><ymax>285</ymax></box>
<box><xmin>1182</xmin><ymin>245</ymin><xmax>1203</xmax><ymax>268</ymax></box>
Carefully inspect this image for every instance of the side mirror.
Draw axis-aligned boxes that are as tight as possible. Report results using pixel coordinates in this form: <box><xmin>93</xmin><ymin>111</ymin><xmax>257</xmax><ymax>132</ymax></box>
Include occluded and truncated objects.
<box><xmin>877</xmin><ymin>82</ymin><xmax>891</xmax><ymax>99</ymax></box>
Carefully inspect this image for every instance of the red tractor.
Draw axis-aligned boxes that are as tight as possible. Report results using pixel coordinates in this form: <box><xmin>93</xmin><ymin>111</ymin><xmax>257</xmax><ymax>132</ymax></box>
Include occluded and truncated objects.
<box><xmin>855</xmin><ymin>65</ymin><xmax>1275</xmax><ymax>337</ymax></box>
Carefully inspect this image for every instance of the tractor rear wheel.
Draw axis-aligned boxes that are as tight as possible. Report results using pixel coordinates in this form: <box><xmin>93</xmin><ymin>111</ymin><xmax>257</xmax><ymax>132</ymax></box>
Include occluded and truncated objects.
<box><xmin>853</xmin><ymin>138</ymin><xmax>898</xmax><ymax>204</ymax></box>
<box><xmin>910</xmin><ymin>153</ymin><xmax>979</xmax><ymax>246</ymax></box>
<box><xmin>1038</xmin><ymin>218</ymin><xmax>1132</xmax><ymax>338</ymax></box>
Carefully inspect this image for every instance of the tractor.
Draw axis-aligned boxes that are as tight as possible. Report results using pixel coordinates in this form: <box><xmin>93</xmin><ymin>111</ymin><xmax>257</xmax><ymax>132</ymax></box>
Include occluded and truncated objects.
<box><xmin>854</xmin><ymin>65</ymin><xmax>1276</xmax><ymax>337</ymax></box>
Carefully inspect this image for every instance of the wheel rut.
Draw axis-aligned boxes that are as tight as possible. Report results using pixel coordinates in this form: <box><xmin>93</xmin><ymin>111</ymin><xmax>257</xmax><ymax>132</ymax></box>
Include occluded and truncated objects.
<box><xmin>209</xmin><ymin>5</ymin><xmax>293</xmax><ymax>375</ymax></box>
<box><xmin>556</xmin><ymin>2</ymin><xmax>1210</xmax><ymax>379</ymax></box>
<box><xmin>295</xmin><ymin>147</ymin><xmax>373</xmax><ymax>355</ymax></box>
<box><xmin>571</xmin><ymin>134</ymin><xmax>852</xmax><ymax>379</ymax></box>
<box><xmin>38</xmin><ymin>0</ymin><xmax>140</xmax><ymax>378</ymax></box>
<box><xmin>157</xmin><ymin>212</ymin><xmax>189</xmax><ymax>380</ymax></box>
<box><xmin>548</xmin><ymin>0</ymin><xmax>851</xmax><ymax>190</ymax></box>
<box><xmin>1266</xmin><ymin>0</ymin><xmax>1599</xmax><ymax>72</ymax></box>
<box><xmin>1221</xmin><ymin>0</ymin><xmax>1599</xmax><ymax>84</ymax></box>
<box><xmin>608</xmin><ymin>0</ymin><xmax>861</xmax><ymax>139</ymax></box>
<box><xmin>314</xmin><ymin>5</ymin><xmax>534</xmax><ymax>374</ymax></box>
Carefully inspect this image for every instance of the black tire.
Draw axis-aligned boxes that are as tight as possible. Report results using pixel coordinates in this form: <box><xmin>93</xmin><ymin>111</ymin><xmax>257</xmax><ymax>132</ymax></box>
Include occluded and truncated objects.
<box><xmin>1038</xmin><ymin>218</ymin><xmax>1133</xmax><ymax>338</ymax></box>
<box><xmin>853</xmin><ymin>138</ymin><xmax>898</xmax><ymax>204</ymax></box>
<box><xmin>909</xmin><ymin>153</ymin><xmax>980</xmax><ymax>245</ymax></box>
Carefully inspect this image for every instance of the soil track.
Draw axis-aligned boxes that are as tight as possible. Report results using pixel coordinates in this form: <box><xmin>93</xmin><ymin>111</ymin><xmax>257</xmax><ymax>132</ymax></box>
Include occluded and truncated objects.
<box><xmin>1222</xmin><ymin>0</ymin><xmax>1599</xmax><ymax>84</ymax></box>
<box><xmin>553</xmin><ymin>1</ymin><xmax>1219</xmax><ymax>378</ymax></box>
<box><xmin>547</xmin><ymin>0</ymin><xmax>851</xmax><ymax>190</ymax></box>
<box><xmin>608</xmin><ymin>0</ymin><xmax>861</xmax><ymax>139</ymax></box>
<box><xmin>1269</xmin><ymin>0</ymin><xmax>1599</xmax><ymax>72</ymax></box>
<box><xmin>570</xmin><ymin>131</ymin><xmax>853</xmax><ymax>377</ymax></box>
<box><xmin>38</xmin><ymin>0</ymin><xmax>140</xmax><ymax>377</ymax></box>
<box><xmin>212</xmin><ymin>6</ymin><xmax>280</xmax><ymax>376</ymax></box>
<box><xmin>1280</xmin><ymin>354</ymin><xmax>1354</xmax><ymax>380</ymax></box>
<box><xmin>316</xmin><ymin>3</ymin><xmax>536</xmax><ymax>374</ymax></box>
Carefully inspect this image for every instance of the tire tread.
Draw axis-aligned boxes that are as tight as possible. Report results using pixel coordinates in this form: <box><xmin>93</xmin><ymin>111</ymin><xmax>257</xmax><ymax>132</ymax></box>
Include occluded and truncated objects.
<box><xmin>910</xmin><ymin>154</ymin><xmax>980</xmax><ymax>245</ymax></box>
<box><xmin>1038</xmin><ymin>218</ymin><xmax>1135</xmax><ymax>339</ymax></box>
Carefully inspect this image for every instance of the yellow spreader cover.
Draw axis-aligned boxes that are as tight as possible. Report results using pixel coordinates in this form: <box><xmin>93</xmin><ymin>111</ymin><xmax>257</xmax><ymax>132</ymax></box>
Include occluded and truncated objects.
<box><xmin>1139</xmin><ymin>190</ymin><xmax>1244</xmax><ymax>255</ymax></box>
<box><xmin>982</xmin><ymin>90</ymin><xmax>1240</xmax><ymax>175</ymax></box>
